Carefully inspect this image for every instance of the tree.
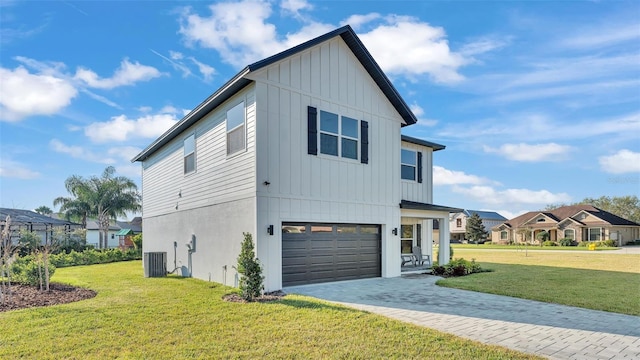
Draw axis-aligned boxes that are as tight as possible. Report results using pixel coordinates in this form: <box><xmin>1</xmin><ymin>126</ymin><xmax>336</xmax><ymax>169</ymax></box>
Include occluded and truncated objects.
<box><xmin>55</xmin><ymin>166</ymin><xmax>141</xmax><ymax>249</ymax></box>
<box><xmin>1</xmin><ymin>215</ymin><xmax>19</xmax><ymax>305</ymax></box>
<box><xmin>465</xmin><ymin>213</ymin><xmax>488</xmax><ymax>244</ymax></box>
<box><xmin>236</xmin><ymin>232</ymin><xmax>264</xmax><ymax>301</ymax></box>
<box><xmin>545</xmin><ymin>195</ymin><xmax>640</xmax><ymax>224</ymax></box>
<box><xmin>34</xmin><ymin>206</ymin><xmax>53</xmax><ymax>216</ymax></box>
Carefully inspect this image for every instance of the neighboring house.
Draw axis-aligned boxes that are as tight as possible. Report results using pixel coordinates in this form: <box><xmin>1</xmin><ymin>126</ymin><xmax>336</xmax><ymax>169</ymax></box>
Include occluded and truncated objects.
<box><xmin>86</xmin><ymin>218</ymin><xmax>142</xmax><ymax>248</ymax></box>
<box><xmin>132</xmin><ymin>25</ymin><xmax>461</xmax><ymax>291</ymax></box>
<box><xmin>0</xmin><ymin>208</ymin><xmax>81</xmax><ymax>245</ymax></box>
<box><xmin>450</xmin><ymin>210</ymin><xmax>507</xmax><ymax>242</ymax></box>
<box><xmin>491</xmin><ymin>205</ymin><xmax>640</xmax><ymax>246</ymax></box>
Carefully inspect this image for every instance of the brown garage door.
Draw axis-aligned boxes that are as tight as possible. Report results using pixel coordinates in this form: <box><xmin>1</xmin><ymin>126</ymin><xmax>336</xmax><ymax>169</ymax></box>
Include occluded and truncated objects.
<box><xmin>282</xmin><ymin>223</ymin><xmax>381</xmax><ymax>287</ymax></box>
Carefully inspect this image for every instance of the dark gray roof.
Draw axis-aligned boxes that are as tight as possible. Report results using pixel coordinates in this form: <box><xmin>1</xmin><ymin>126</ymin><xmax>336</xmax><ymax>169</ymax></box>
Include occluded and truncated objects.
<box><xmin>462</xmin><ymin>210</ymin><xmax>507</xmax><ymax>221</ymax></box>
<box><xmin>401</xmin><ymin>135</ymin><xmax>445</xmax><ymax>151</ymax></box>
<box><xmin>0</xmin><ymin>208</ymin><xmax>81</xmax><ymax>227</ymax></box>
<box><xmin>400</xmin><ymin>200</ymin><xmax>463</xmax><ymax>213</ymax></box>
<box><xmin>132</xmin><ymin>25</ymin><xmax>417</xmax><ymax>163</ymax></box>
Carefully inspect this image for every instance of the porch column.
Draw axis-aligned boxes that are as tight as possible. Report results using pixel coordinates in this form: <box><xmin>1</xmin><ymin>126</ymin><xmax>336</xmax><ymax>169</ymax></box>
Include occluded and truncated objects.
<box><xmin>422</xmin><ymin>219</ymin><xmax>433</xmax><ymax>265</ymax></box>
<box><xmin>439</xmin><ymin>216</ymin><xmax>451</xmax><ymax>265</ymax></box>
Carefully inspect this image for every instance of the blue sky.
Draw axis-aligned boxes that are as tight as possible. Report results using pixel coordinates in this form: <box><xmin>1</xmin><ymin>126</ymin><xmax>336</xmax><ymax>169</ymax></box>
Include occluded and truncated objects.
<box><xmin>1</xmin><ymin>0</ymin><xmax>639</xmax><ymax>220</ymax></box>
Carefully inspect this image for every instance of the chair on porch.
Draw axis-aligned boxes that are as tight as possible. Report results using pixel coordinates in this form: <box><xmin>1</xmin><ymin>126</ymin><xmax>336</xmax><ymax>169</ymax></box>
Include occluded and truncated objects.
<box><xmin>412</xmin><ymin>246</ymin><xmax>431</xmax><ymax>267</ymax></box>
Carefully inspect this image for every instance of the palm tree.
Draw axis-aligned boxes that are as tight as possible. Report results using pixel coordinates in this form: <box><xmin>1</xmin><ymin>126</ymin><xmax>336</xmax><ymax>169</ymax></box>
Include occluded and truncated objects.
<box><xmin>55</xmin><ymin>166</ymin><xmax>141</xmax><ymax>249</ymax></box>
<box><xmin>34</xmin><ymin>206</ymin><xmax>53</xmax><ymax>216</ymax></box>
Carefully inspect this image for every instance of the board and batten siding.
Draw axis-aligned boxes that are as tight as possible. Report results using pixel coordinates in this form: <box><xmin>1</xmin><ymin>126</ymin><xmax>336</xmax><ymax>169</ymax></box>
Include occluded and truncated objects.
<box><xmin>246</xmin><ymin>36</ymin><xmax>405</xmax><ymax>290</ymax></box>
<box><xmin>400</xmin><ymin>141</ymin><xmax>433</xmax><ymax>204</ymax></box>
<box><xmin>141</xmin><ymin>86</ymin><xmax>257</xmax><ymax>219</ymax></box>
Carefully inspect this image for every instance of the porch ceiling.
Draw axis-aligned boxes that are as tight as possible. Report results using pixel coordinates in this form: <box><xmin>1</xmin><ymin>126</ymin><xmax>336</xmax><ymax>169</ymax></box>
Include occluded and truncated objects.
<box><xmin>400</xmin><ymin>200</ymin><xmax>463</xmax><ymax>213</ymax></box>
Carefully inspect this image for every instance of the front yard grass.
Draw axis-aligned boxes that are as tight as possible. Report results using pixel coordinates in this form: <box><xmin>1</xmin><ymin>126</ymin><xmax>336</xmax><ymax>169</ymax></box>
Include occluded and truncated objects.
<box><xmin>451</xmin><ymin>244</ymin><xmax>618</xmax><ymax>251</ymax></box>
<box><xmin>0</xmin><ymin>261</ymin><xmax>539</xmax><ymax>360</ymax></box>
<box><xmin>437</xmin><ymin>250</ymin><xmax>640</xmax><ymax>315</ymax></box>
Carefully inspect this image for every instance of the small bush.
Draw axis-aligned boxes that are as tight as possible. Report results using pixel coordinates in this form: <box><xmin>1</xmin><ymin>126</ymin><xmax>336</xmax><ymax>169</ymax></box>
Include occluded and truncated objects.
<box><xmin>558</xmin><ymin>238</ymin><xmax>575</xmax><ymax>246</ymax></box>
<box><xmin>484</xmin><ymin>241</ymin><xmax>492</xmax><ymax>245</ymax></box>
<box><xmin>432</xmin><ymin>258</ymin><xmax>484</xmax><ymax>277</ymax></box>
<box><xmin>542</xmin><ymin>240</ymin><xmax>557</xmax><ymax>246</ymax></box>
<box><xmin>11</xmin><ymin>256</ymin><xmax>56</xmax><ymax>286</ymax></box>
<box><xmin>599</xmin><ymin>239</ymin><xmax>616</xmax><ymax>247</ymax></box>
<box><xmin>237</xmin><ymin>232</ymin><xmax>264</xmax><ymax>301</ymax></box>
<box><xmin>49</xmin><ymin>248</ymin><xmax>141</xmax><ymax>268</ymax></box>
<box><xmin>577</xmin><ymin>241</ymin><xmax>589</xmax><ymax>247</ymax></box>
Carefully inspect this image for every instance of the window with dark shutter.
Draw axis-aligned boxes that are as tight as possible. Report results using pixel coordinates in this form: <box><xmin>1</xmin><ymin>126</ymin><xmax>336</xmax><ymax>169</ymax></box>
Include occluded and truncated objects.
<box><xmin>307</xmin><ymin>106</ymin><xmax>317</xmax><ymax>155</ymax></box>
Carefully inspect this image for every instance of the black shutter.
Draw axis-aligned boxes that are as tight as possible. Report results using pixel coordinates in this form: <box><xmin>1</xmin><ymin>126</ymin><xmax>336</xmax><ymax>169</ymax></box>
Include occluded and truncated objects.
<box><xmin>360</xmin><ymin>120</ymin><xmax>369</xmax><ymax>164</ymax></box>
<box><xmin>417</xmin><ymin>151</ymin><xmax>423</xmax><ymax>183</ymax></box>
<box><xmin>307</xmin><ymin>106</ymin><xmax>317</xmax><ymax>155</ymax></box>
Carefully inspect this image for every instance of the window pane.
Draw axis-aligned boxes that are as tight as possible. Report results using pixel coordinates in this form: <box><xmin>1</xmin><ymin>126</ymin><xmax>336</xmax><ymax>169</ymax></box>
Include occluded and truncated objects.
<box><xmin>589</xmin><ymin>228</ymin><xmax>601</xmax><ymax>241</ymax></box>
<box><xmin>184</xmin><ymin>134</ymin><xmax>195</xmax><ymax>155</ymax></box>
<box><xmin>416</xmin><ymin>224</ymin><xmax>422</xmax><ymax>247</ymax></box>
<box><xmin>227</xmin><ymin>102</ymin><xmax>245</xmax><ymax>130</ymax></box>
<box><xmin>184</xmin><ymin>153</ymin><xmax>195</xmax><ymax>174</ymax></box>
<box><xmin>401</xmin><ymin>240</ymin><xmax>413</xmax><ymax>254</ymax></box>
<box><xmin>360</xmin><ymin>225</ymin><xmax>379</xmax><ymax>234</ymax></box>
<box><xmin>341</xmin><ymin>138</ymin><xmax>358</xmax><ymax>159</ymax></box>
<box><xmin>227</xmin><ymin>125</ymin><xmax>245</xmax><ymax>154</ymax></box>
<box><xmin>401</xmin><ymin>149</ymin><xmax>416</xmax><ymax>165</ymax></box>
<box><xmin>564</xmin><ymin>229</ymin><xmax>574</xmax><ymax>239</ymax></box>
<box><xmin>337</xmin><ymin>225</ymin><xmax>356</xmax><ymax>234</ymax></box>
<box><xmin>320</xmin><ymin>133</ymin><xmax>338</xmax><ymax>156</ymax></box>
<box><xmin>282</xmin><ymin>225</ymin><xmax>306</xmax><ymax>234</ymax></box>
<box><xmin>401</xmin><ymin>224</ymin><xmax>413</xmax><ymax>239</ymax></box>
<box><xmin>311</xmin><ymin>225</ymin><xmax>332</xmax><ymax>233</ymax></box>
<box><xmin>320</xmin><ymin>111</ymin><xmax>338</xmax><ymax>134</ymax></box>
<box><xmin>342</xmin><ymin>116</ymin><xmax>358</xmax><ymax>138</ymax></box>
<box><xmin>401</xmin><ymin>165</ymin><xmax>416</xmax><ymax>180</ymax></box>
<box><xmin>501</xmin><ymin>231</ymin><xmax>507</xmax><ymax>240</ymax></box>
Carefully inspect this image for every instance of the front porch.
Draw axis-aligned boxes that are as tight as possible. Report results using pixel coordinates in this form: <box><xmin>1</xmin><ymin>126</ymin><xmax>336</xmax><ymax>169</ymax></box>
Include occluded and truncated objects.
<box><xmin>399</xmin><ymin>200</ymin><xmax>462</xmax><ymax>273</ymax></box>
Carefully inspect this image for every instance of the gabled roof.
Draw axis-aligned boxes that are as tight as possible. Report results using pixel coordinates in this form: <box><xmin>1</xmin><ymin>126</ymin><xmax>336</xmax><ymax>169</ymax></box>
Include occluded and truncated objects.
<box><xmin>86</xmin><ymin>220</ymin><xmax>120</xmax><ymax>231</ymax></box>
<box><xmin>132</xmin><ymin>25</ymin><xmax>417</xmax><ymax>163</ymax></box>
<box><xmin>498</xmin><ymin>205</ymin><xmax>640</xmax><ymax>229</ymax></box>
<box><xmin>461</xmin><ymin>209</ymin><xmax>507</xmax><ymax>221</ymax></box>
<box><xmin>0</xmin><ymin>208</ymin><xmax>81</xmax><ymax>227</ymax></box>
<box><xmin>401</xmin><ymin>135</ymin><xmax>445</xmax><ymax>151</ymax></box>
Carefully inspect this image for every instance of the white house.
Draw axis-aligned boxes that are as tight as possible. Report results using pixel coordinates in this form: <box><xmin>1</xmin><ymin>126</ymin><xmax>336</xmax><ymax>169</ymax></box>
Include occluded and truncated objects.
<box><xmin>450</xmin><ymin>210</ymin><xmax>507</xmax><ymax>242</ymax></box>
<box><xmin>132</xmin><ymin>26</ymin><xmax>459</xmax><ymax>291</ymax></box>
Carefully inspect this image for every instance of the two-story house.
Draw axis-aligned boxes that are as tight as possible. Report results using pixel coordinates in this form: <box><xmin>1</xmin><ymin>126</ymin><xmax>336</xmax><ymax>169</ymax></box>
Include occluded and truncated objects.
<box><xmin>132</xmin><ymin>25</ymin><xmax>459</xmax><ymax>291</ymax></box>
<box><xmin>450</xmin><ymin>210</ymin><xmax>507</xmax><ymax>242</ymax></box>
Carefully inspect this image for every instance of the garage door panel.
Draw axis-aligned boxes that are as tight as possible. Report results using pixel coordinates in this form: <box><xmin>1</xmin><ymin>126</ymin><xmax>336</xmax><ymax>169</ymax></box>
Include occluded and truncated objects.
<box><xmin>282</xmin><ymin>222</ymin><xmax>381</xmax><ymax>287</ymax></box>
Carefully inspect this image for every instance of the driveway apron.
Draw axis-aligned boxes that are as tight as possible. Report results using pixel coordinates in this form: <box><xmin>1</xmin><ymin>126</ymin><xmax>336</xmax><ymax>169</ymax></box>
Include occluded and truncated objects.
<box><xmin>285</xmin><ymin>275</ymin><xmax>640</xmax><ymax>360</ymax></box>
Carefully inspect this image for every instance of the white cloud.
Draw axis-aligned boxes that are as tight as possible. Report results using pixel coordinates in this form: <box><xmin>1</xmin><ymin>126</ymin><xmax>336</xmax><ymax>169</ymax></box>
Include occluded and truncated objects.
<box><xmin>433</xmin><ymin>166</ymin><xmax>489</xmax><ymax>186</ymax></box>
<box><xmin>49</xmin><ymin>139</ymin><xmax>115</xmax><ymax>164</ymax></box>
<box><xmin>459</xmin><ymin>36</ymin><xmax>510</xmax><ymax>57</ymax></box>
<box><xmin>169</xmin><ymin>51</ymin><xmax>184</xmax><ymax>60</ymax></box>
<box><xmin>280</xmin><ymin>0</ymin><xmax>312</xmax><ymax>17</ymax></box>
<box><xmin>150</xmin><ymin>49</ymin><xmax>193</xmax><ymax>78</ymax></box>
<box><xmin>561</xmin><ymin>23</ymin><xmax>640</xmax><ymax>49</ymax></box>
<box><xmin>0</xmin><ymin>159</ymin><xmax>40</xmax><ymax>179</ymax></box>
<box><xmin>0</xmin><ymin>66</ymin><xmax>77</xmax><ymax>121</ymax></box>
<box><xmin>84</xmin><ymin>111</ymin><xmax>179</xmax><ymax>143</ymax></box>
<box><xmin>340</xmin><ymin>13</ymin><xmax>381</xmax><ymax>30</ymax></box>
<box><xmin>452</xmin><ymin>185</ymin><xmax>571</xmax><ymax>205</ymax></box>
<box><xmin>599</xmin><ymin>150</ymin><xmax>640</xmax><ymax>174</ymax></box>
<box><xmin>74</xmin><ymin>58</ymin><xmax>162</xmax><ymax>89</ymax></box>
<box><xmin>359</xmin><ymin>17</ymin><xmax>467</xmax><ymax>84</ymax></box>
<box><xmin>409</xmin><ymin>103</ymin><xmax>438</xmax><ymax>127</ymax></box>
<box><xmin>178</xmin><ymin>2</ymin><xmax>474</xmax><ymax>84</ymax></box>
<box><xmin>108</xmin><ymin>146</ymin><xmax>143</xmax><ymax>162</ymax></box>
<box><xmin>189</xmin><ymin>57</ymin><xmax>215</xmax><ymax>82</ymax></box>
<box><xmin>483</xmin><ymin>143</ymin><xmax>572</xmax><ymax>162</ymax></box>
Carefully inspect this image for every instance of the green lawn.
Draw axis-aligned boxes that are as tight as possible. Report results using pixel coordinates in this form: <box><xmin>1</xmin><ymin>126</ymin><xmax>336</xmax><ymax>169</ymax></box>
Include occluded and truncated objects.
<box><xmin>437</xmin><ymin>249</ymin><xmax>640</xmax><ymax>316</ymax></box>
<box><xmin>450</xmin><ymin>243</ymin><xmax>619</xmax><ymax>251</ymax></box>
<box><xmin>1</xmin><ymin>261</ymin><xmax>539</xmax><ymax>360</ymax></box>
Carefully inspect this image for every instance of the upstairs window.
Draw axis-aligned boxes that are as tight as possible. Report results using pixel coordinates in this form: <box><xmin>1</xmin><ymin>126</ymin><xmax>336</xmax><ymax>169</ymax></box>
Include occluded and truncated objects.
<box><xmin>401</xmin><ymin>149</ymin><xmax>416</xmax><ymax>180</ymax></box>
<box><xmin>184</xmin><ymin>134</ymin><xmax>195</xmax><ymax>174</ymax></box>
<box><xmin>226</xmin><ymin>101</ymin><xmax>245</xmax><ymax>155</ymax></box>
<box><xmin>456</xmin><ymin>218</ymin><xmax>462</xmax><ymax>228</ymax></box>
<box><xmin>319</xmin><ymin>111</ymin><xmax>359</xmax><ymax>160</ymax></box>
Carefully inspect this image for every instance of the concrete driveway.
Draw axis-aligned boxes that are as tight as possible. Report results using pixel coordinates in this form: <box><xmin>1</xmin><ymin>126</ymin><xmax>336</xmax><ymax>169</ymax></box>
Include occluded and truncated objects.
<box><xmin>285</xmin><ymin>275</ymin><xmax>640</xmax><ymax>359</ymax></box>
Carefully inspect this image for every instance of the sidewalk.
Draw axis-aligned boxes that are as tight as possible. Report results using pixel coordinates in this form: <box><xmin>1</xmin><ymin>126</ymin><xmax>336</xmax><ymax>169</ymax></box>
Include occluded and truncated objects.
<box><xmin>285</xmin><ymin>275</ymin><xmax>640</xmax><ymax>359</ymax></box>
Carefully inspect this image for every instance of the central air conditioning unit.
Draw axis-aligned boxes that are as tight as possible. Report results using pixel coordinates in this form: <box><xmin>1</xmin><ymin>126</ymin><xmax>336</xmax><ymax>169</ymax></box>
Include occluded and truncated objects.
<box><xmin>144</xmin><ymin>252</ymin><xmax>167</xmax><ymax>277</ymax></box>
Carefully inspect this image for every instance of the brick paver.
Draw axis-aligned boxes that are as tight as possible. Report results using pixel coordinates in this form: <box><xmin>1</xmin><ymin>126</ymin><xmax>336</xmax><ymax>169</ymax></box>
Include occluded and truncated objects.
<box><xmin>285</xmin><ymin>275</ymin><xmax>640</xmax><ymax>359</ymax></box>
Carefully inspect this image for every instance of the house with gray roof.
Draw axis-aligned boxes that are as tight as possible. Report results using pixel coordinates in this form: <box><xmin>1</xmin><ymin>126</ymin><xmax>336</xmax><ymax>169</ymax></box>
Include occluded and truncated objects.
<box><xmin>132</xmin><ymin>25</ymin><xmax>461</xmax><ymax>291</ymax></box>
<box><xmin>449</xmin><ymin>210</ymin><xmax>507</xmax><ymax>242</ymax></box>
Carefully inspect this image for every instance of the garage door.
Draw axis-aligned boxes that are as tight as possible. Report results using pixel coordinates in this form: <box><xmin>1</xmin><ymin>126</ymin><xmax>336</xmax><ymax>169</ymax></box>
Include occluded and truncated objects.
<box><xmin>282</xmin><ymin>223</ymin><xmax>381</xmax><ymax>287</ymax></box>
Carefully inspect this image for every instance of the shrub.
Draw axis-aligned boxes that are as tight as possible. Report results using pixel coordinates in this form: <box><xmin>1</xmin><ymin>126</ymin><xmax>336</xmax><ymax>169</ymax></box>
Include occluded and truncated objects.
<box><xmin>484</xmin><ymin>241</ymin><xmax>492</xmax><ymax>245</ymax></box>
<box><xmin>11</xmin><ymin>256</ymin><xmax>56</xmax><ymax>287</ymax></box>
<box><xmin>432</xmin><ymin>258</ymin><xmax>484</xmax><ymax>277</ymax></box>
<box><xmin>236</xmin><ymin>232</ymin><xmax>264</xmax><ymax>301</ymax></box>
<box><xmin>599</xmin><ymin>239</ymin><xmax>616</xmax><ymax>247</ymax></box>
<box><xmin>49</xmin><ymin>248</ymin><xmax>141</xmax><ymax>268</ymax></box>
<box><xmin>558</xmin><ymin>238</ymin><xmax>575</xmax><ymax>246</ymax></box>
<box><xmin>577</xmin><ymin>241</ymin><xmax>589</xmax><ymax>247</ymax></box>
<box><xmin>542</xmin><ymin>240</ymin><xmax>557</xmax><ymax>246</ymax></box>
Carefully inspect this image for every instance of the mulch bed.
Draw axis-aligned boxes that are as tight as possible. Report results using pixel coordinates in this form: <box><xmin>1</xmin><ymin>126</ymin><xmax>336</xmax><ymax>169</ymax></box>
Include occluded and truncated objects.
<box><xmin>222</xmin><ymin>290</ymin><xmax>286</xmax><ymax>303</ymax></box>
<box><xmin>0</xmin><ymin>283</ymin><xmax>97</xmax><ymax>312</ymax></box>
